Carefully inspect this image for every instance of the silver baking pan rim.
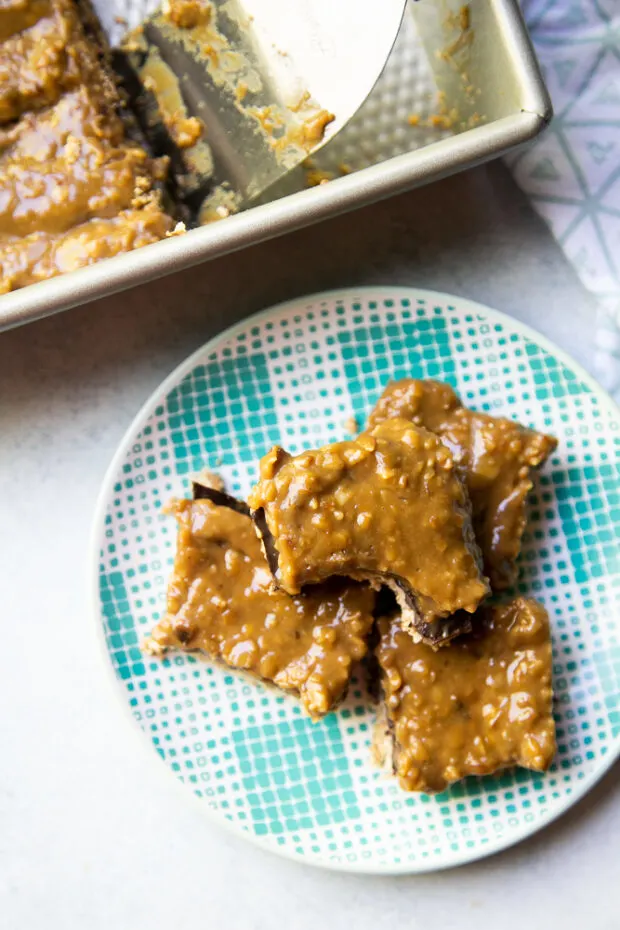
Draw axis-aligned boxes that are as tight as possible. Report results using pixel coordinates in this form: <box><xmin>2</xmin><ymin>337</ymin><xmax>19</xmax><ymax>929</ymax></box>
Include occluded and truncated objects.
<box><xmin>0</xmin><ymin>0</ymin><xmax>551</xmax><ymax>331</ymax></box>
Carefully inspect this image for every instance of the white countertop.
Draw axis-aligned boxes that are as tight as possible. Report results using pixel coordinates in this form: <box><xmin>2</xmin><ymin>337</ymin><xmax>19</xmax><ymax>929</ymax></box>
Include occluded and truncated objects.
<box><xmin>1</xmin><ymin>162</ymin><xmax>619</xmax><ymax>930</ymax></box>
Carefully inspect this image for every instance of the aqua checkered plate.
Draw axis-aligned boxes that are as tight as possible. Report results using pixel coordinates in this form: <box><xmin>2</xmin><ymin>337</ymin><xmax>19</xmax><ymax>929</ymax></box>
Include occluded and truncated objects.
<box><xmin>93</xmin><ymin>287</ymin><xmax>620</xmax><ymax>873</ymax></box>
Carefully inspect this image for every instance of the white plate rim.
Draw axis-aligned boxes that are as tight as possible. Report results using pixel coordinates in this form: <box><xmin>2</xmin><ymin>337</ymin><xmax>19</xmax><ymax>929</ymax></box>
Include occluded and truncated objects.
<box><xmin>90</xmin><ymin>285</ymin><xmax>620</xmax><ymax>875</ymax></box>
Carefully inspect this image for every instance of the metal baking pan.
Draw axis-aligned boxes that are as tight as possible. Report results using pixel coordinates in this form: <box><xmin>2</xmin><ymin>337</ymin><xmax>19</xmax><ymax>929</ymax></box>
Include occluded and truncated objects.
<box><xmin>0</xmin><ymin>0</ymin><xmax>551</xmax><ymax>331</ymax></box>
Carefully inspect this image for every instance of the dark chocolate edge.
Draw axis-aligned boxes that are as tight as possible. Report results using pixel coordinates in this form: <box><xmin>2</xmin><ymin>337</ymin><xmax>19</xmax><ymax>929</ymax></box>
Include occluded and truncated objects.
<box><xmin>191</xmin><ymin>482</ymin><xmax>251</xmax><ymax>516</ymax></box>
<box><xmin>414</xmin><ymin>608</ymin><xmax>473</xmax><ymax>647</ymax></box>
<box><xmin>378</xmin><ymin>574</ymin><xmax>473</xmax><ymax>647</ymax></box>
<box><xmin>73</xmin><ymin>0</ymin><xmax>176</xmax><ymax>218</ymax></box>
<box><xmin>364</xmin><ymin>618</ymin><xmax>383</xmax><ymax>703</ymax></box>
<box><xmin>250</xmin><ymin>506</ymin><xmax>281</xmax><ymax>578</ymax></box>
<box><xmin>73</xmin><ymin>0</ymin><xmax>113</xmax><ymax>52</ymax></box>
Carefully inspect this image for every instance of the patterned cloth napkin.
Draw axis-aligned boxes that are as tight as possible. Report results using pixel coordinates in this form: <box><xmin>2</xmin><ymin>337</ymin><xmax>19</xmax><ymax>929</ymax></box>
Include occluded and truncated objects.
<box><xmin>506</xmin><ymin>0</ymin><xmax>620</xmax><ymax>397</ymax></box>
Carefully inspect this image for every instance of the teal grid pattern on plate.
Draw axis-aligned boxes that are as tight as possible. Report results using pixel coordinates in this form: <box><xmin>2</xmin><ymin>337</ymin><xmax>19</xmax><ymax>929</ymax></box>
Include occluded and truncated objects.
<box><xmin>95</xmin><ymin>287</ymin><xmax>620</xmax><ymax>873</ymax></box>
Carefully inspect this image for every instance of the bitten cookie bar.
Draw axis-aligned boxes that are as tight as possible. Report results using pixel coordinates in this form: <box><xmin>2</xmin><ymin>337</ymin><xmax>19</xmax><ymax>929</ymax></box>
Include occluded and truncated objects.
<box><xmin>248</xmin><ymin>417</ymin><xmax>489</xmax><ymax>646</ymax></box>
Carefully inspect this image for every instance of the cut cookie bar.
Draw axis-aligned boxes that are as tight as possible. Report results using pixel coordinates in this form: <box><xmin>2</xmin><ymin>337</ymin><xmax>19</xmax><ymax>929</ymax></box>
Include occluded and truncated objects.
<box><xmin>374</xmin><ymin>597</ymin><xmax>556</xmax><ymax>793</ymax></box>
<box><xmin>144</xmin><ymin>496</ymin><xmax>375</xmax><ymax>720</ymax></box>
<box><xmin>368</xmin><ymin>380</ymin><xmax>557</xmax><ymax>589</ymax></box>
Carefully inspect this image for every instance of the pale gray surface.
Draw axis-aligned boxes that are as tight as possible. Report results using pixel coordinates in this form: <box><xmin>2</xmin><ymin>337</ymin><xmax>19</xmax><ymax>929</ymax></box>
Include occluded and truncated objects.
<box><xmin>1</xmin><ymin>162</ymin><xmax>618</xmax><ymax>929</ymax></box>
